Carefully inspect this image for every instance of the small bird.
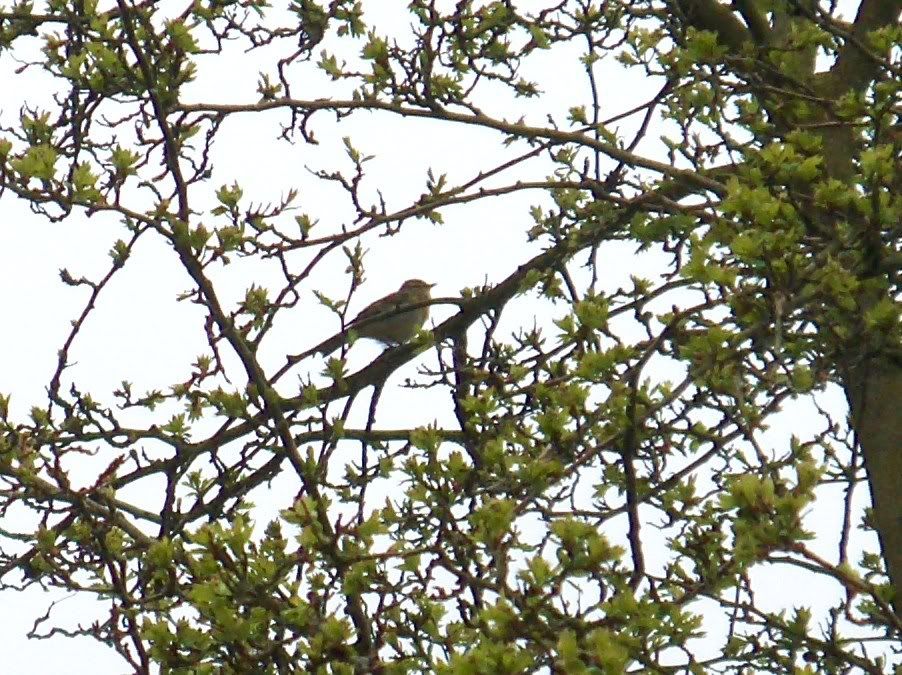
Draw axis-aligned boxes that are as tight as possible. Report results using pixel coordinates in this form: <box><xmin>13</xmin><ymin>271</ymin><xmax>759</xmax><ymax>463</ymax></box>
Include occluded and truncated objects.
<box><xmin>349</xmin><ymin>279</ymin><xmax>435</xmax><ymax>345</ymax></box>
<box><xmin>279</xmin><ymin>279</ymin><xmax>436</xmax><ymax>371</ymax></box>
<box><xmin>269</xmin><ymin>279</ymin><xmax>437</xmax><ymax>383</ymax></box>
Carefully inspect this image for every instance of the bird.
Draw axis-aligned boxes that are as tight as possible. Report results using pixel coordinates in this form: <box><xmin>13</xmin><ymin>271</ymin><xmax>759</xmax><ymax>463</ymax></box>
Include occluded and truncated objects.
<box><xmin>274</xmin><ymin>279</ymin><xmax>436</xmax><ymax>378</ymax></box>
<box><xmin>348</xmin><ymin>278</ymin><xmax>435</xmax><ymax>345</ymax></box>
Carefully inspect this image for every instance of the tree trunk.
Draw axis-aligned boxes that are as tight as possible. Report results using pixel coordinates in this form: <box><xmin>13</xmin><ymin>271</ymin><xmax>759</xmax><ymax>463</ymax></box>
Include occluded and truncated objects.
<box><xmin>844</xmin><ymin>358</ymin><xmax>902</xmax><ymax>614</ymax></box>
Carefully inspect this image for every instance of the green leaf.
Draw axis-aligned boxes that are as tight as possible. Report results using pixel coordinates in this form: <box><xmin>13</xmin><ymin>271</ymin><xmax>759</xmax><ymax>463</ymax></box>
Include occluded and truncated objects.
<box><xmin>71</xmin><ymin>162</ymin><xmax>101</xmax><ymax>202</ymax></box>
<box><xmin>11</xmin><ymin>144</ymin><xmax>58</xmax><ymax>180</ymax></box>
